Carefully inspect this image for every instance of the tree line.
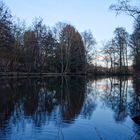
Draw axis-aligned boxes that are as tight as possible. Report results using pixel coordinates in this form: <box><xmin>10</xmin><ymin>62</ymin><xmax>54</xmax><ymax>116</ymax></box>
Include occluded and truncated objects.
<box><xmin>0</xmin><ymin>0</ymin><xmax>140</xmax><ymax>75</ymax></box>
<box><xmin>105</xmin><ymin>0</ymin><xmax>140</xmax><ymax>74</ymax></box>
<box><xmin>102</xmin><ymin>27</ymin><xmax>130</xmax><ymax>74</ymax></box>
<box><xmin>0</xmin><ymin>1</ymin><xmax>96</xmax><ymax>74</ymax></box>
<box><xmin>90</xmin><ymin>0</ymin><xmax>140</xmax><ymax>75</ymax></box>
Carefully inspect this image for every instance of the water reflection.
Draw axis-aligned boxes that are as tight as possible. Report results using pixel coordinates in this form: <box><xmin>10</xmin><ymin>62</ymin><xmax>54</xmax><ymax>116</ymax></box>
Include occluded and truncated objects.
<box><xmin>99</xmin><ymin>77</ymin><xmax>129</xmax><ymax>122</ymax></box>
<box><xmin>0</xmin><ymin>77</ymin><xmax>85</xmax><ymax>126</ymax></box>
<box><xmin>0</xmin><ymin>76</ymin><xmax>140</xmax><ymax>140</ymax></box>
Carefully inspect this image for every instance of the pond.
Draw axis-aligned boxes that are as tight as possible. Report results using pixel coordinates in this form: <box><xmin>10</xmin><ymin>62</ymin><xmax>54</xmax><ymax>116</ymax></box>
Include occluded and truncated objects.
<box><xmin>0</xmin><ymin>76</ymin><xmax>140</xmax><ymax>140</ymax></box>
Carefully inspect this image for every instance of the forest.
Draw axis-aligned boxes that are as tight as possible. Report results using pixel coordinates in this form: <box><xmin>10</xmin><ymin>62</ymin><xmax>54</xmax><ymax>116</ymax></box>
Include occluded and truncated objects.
<box><xmin>0</xmin><ymin>0</ymin><xmax>140</xmax><ymax>75</ymax></box>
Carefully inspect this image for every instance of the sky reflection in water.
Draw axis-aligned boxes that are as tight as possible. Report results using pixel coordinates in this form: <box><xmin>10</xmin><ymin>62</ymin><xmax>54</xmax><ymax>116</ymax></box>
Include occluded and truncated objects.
<box><xmin>0</xmin><ymin>76</ymin><xmax>139</xmax><ymax>140</ymax></box>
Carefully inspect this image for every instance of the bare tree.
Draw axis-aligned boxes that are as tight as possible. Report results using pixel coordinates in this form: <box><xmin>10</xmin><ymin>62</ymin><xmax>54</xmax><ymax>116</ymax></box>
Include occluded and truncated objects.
<box><xmin>103</xmin><ymin>40</ymin><xmax>117</xmax><ymax>73</ymax></box>
<box><xmin>114</xmin><ymin>27</ymin><xmax>129</xmax><ymax>73</ymax></box>
<box><xmin>110</xmin><ymin>0</ymin><xmax>140</xmax><ymax>22</ymax></box>
<box><xmin>60</xmin><ymin>24</ymin><xmax>86</xmax><ymax>74</ymax></box>
<box><xmin>81</xmin><ymin>30</ymin><xmax>96</xmax><ymax>73</ymax></box>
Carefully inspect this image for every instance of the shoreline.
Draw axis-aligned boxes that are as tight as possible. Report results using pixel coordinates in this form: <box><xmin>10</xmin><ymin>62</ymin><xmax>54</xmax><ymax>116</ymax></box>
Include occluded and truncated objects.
<box><xmin>0</xmin><ymin>72</ymin><xmax>134</xmax><ymax>77</ymax></box>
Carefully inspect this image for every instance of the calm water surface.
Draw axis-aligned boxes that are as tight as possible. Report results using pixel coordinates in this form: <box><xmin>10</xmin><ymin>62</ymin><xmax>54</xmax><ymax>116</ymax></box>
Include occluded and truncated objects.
<box><xmin>0</xmin><ymin>76</ymin><xmax>140</xmax><ymax>140</ymax></box>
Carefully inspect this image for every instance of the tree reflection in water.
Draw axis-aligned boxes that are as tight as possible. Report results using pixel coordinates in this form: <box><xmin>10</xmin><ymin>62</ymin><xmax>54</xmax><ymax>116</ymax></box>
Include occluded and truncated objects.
<box><xmin>0</xmin><ymin>76</ymin><xmax>87</xmax><ymax>138</ymax></box>
<box><xmin>0</xmin><ymin>76</ymin><xmax>140</xmax><ymax>140</ymax></box>
<box><xmin>99</xmin><ymin>77</ymin><xmax>129</xmax><ymax>122</ymax></box>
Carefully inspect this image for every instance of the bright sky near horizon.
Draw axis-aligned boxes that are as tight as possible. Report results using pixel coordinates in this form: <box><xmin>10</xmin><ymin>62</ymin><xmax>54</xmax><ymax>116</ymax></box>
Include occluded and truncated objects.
<box><xmin>4</xmin><ymin>0</ymin><xmax>134</xmax><ymax>44</ymax></box>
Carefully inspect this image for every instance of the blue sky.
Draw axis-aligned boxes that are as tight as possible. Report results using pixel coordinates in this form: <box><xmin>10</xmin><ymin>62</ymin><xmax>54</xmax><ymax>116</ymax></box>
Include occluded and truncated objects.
<box><xmin>4</xmin><ymin>0</ymin><xmax>134</xmax><ymax>44</ymax></box>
